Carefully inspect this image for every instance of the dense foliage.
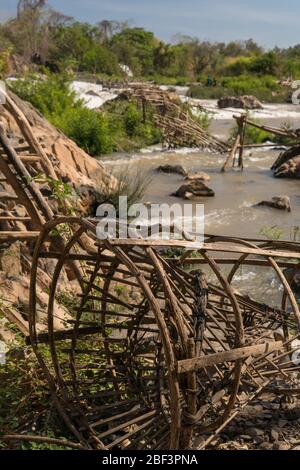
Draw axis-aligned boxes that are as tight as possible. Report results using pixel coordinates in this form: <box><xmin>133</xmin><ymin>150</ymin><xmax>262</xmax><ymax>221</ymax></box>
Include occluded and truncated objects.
<box><xmin>10</xmin><ymin>73</ymin><xmax>161</xmax><ymax>155</ymax></box>
<box><xmin>1</xmin><ymin>0</ymin><xmax>300</xmax><ymax>98</ymax></box>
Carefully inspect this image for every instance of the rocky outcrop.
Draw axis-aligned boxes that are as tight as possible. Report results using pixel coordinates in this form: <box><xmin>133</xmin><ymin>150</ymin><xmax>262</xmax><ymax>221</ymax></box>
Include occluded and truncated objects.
<box><xmin>0</xmin><ymin>242</ymin><xmax>79</xmax><ymax>333</ymax></box>
<box><xmin>185</xmin><ymin>171</ymin><xmax>211</xmax><ymax>182</ymax></box>
<box><xmin>271</xmin><ymin>145</ymin><xmax>300</xmax><ymax>178</ymax></box>
<box><xmin>172</xmin><ymin>180</ymin><xmax>215</xmax><ymax>199</ymax></box>
<box><xmin>256</xmin><ymin>196</ymin><xmax>291</xmax><ymax>212</ymax></box>
<box><xmin>156</xmin><ymin>164</ymin><xmax>187</xmax><ymax>176</ymax></box>
<box><xmin>218</xmin><ymin>95</ymin><xmax>263</xmax><ymax>110</ymax></box>
<box><xmin>0</xmin><ymin>92</ymin><xmax>116</xmax><ymax>195</ymax></box>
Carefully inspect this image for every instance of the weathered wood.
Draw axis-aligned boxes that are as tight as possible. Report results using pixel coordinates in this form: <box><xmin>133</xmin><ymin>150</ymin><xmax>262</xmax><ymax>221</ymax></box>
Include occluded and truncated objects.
<box><xmin>3</xmin><ymin>91</ymin><xmax>58</xmax><ymax>179</ymax></box>
<box><xmin>221</xmin><ymin>134</ymin><xmax>240</xmax><ymax>172</ymax></box>
<box><xmin>0</xmin><ymin>231</ymin><xmax>40</xmax><ymax>241</ymax></box>
<box><xmin>177</xmin><ymin>341</ymin><xmax>283</xmax><ymax>373</ymax></box>
<box><xmin>0</xmin><ymin>153</ymin><xmax>41</xmax><ymax>162</ymax></box>
<box><xmin>27</xmin><ymin>217</ymin><xmax>300</xmax><ymax>451</ymax></box>
<box><xmin>0</xmin><ymin>192</ymin><xmax>18</xmax><ymax>200</ymax></box>
<box><xmin>125</xmin><ymin>84</ymin><xmax>229</xmax><ymax>153</ymax></box>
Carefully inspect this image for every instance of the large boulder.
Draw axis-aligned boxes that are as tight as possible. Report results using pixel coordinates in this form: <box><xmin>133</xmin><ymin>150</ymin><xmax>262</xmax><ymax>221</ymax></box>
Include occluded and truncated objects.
<box><xmin>272</xmin><ymin>145</ymin><xmax>300</xmax><ymax>178</ymax></box>
<box><xmin>218</xmin><ymin>95</ymin><xmax>263</xmax><ymax>110</ymax></box>
<box><xmin>256</xmin><ymin>196</ymin><xmax>291</xmax><ymax>212</ymax></box>
<box><xmin>172</xmin><ymin>180</ymin><xmax>215</xmax><ymax>199</ymax></box>
<box><xmin>156</xmin><ymin>164</ymin><xmax>187</xmax><ymax>176</ymax></box>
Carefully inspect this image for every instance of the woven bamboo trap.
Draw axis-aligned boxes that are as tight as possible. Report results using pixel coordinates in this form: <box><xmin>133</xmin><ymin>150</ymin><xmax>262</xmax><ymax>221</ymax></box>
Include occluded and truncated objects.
<box><xmin>29</xmin><ymin>218</ymin><xmax>300</xmax><ymax>450</ymax></box>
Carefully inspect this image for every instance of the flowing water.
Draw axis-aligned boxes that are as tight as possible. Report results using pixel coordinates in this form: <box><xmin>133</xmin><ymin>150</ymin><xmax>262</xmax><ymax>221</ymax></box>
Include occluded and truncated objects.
<box><xmin>100</xmin><ymin>146</ymin><xmax>300</xmax><ymax>239</ymax></box>
<box><xmin>99</xmin><ymin>144</ymin><xmax>300</xmax><ymax>306</ymax></box>
<box><xmin>91</xmin><ymin>81</ymin><xmax>300</xmax><ymax>306</ymax></box>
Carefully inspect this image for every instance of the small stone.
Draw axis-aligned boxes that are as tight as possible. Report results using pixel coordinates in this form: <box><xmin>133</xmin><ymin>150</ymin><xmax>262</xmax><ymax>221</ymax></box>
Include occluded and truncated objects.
<box><xmin>156</xmin><ymin>164</ymin><xmax>187</xmax><ymax>176</ymax></box>
<box><xmin>271</xmin><ymin>430</ymin><xmax>280</xmax><ymax>442</ymax></box>
<box><xmin>247</xmin><ymin>428</ymin><xmax>264</xmax><ymax>438</ymax></box>
<box><xmin>278</xmin><ymin>419</ymin><xmax>288</xmax><ymax>428</ymax></box>
<box><xmin>278</xmin><ymin>443</ymin><xmax>291</xmax><ymax>451</ymax></box>
<box><xmin>240</xmin><ymin>435</ymin><xmax>253</xmax><ymax>442</ymax></box>
<box><xmin>172</xmin><ymin>180</ymin><xmax>215</xmax><ymax>199</ymax></box>
<box><xmin>292</xmin><ymin>446</ymin><xmax>300</xmax><ymax>450</ymax></box>
<box><xmin>185</xmin><ymin>171</ymin><xmax>211</xmax><ymax>182</ymax></box>
<box><xmin>260</xmin><ymin>442</ymin><xmax>273</xmax><ymax>450</ymax></box>
<box><xmin>256</xmin><ymin>195</ymin><xmax>291</xmax><ymax>212</ymax></box>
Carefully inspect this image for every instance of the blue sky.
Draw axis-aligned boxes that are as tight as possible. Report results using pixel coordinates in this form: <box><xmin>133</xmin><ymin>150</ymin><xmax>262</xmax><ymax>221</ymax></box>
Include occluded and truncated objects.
<box><xmin>1</xmin><ymin>0</ymin><xmax>300</xmax><ymax>48</ymax></box>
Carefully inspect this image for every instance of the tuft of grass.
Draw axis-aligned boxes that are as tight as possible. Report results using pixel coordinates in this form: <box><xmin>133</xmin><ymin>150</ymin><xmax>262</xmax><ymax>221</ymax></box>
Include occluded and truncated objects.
<box><xmin>259</xmin><ymin>225</ymin><xmax>284</xmax><ymax>240</ymax></box>
<box><xmin>96</xmin><ymin>167</ymin><xmax>152</xmax><ymax>211</ymax></box>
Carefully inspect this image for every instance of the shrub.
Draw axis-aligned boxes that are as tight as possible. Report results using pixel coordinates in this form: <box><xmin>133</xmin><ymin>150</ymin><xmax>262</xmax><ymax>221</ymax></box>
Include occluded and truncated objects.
<box><xmin>53</xmin><ymin>107</ymin><xmax>114</xmax><ymax>155</ymax></box>
<box><xmin>10</xmin><ymin>74</ymin><xmax>114</xmax><ymax>155</ymax></box>
<box><xmin>10</xmin><ymin>73</ymin><xmax>81</xmax><ymax>117</ymax></box>
<box><xmin>188</xmin><ymin>75</ymin><xmax>287</xmax><ymax>103</ymax></box>
<box><xmin>124</xmin><ymin>103</ymin><xmax>141</xmax><ymax>136</ymax></box>
<box><xmin>11</xmin><ymin>74</ymin><xmax>163</xmax><ymax>154</ymax></box>
<box><xmin>230</xmin><ymin>116</ymin><xmax>270</xmax><ymax>144</ymax></box>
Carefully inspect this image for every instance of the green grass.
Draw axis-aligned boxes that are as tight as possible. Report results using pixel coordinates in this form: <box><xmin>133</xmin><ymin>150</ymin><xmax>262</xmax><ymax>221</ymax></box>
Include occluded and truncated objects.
<box><xmin>188</xmin><ymin>75</ymin><xmax>290</xmax><ymax>103</ymax></box>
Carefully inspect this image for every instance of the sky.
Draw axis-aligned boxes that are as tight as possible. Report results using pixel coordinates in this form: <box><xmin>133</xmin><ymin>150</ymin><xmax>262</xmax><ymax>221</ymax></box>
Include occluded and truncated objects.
<box><xmin>0</xmin><ymin>0</ymin><xmax>300</xmax><ymax>48</ymax></box>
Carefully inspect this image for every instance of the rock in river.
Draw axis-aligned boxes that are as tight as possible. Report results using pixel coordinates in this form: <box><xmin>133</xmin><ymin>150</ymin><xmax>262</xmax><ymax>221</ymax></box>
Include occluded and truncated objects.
<box><xmin>256</xmin><ymin>196</ymin><xmax>291</xmax><ymax>212</ymax></box>
<box><xmin>272</xmin><ymin>145</ymin><xmax>300</xmax><ymax>179</ymax></box>
<box><xmin>185</xmin><ymin>171</ymin><xmax>211</xmax><ymax>182</ymax></box>
<box><xmin>156</xmin><ymin>164</ymin><xmax>187</xmax><ymax>176</ymax></box>
<box><xmin>218</xmin><ymin>95</ymin><xmax>263</xmax><ymax>110</ymax></box>
<box><xmin>172</xmin><ymin>180</ymin><xmax>215</xmax><ymax>199</ymax></box>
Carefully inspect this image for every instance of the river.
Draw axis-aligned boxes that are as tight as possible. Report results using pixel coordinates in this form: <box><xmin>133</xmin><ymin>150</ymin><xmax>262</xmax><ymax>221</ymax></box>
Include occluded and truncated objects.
<box><xmin>98</xmin><ymin>103</ymin><xmax>300</xmax><ymax>306</ymax></box>
<box><xmin>100</xmin><ymin>146</ymin><xmax>300</xmax><ymax>240</ymax></box>
<box><xmin>72</xmin><ymin>79</ymin><xmax>300</xmax><ymax>304</ymax></box>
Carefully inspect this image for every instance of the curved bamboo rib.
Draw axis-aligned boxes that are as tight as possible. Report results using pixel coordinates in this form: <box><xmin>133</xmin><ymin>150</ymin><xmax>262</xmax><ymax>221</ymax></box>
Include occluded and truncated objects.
<box><xmin>28</xmin><ymin>217</ymin><xmax>300</xmax><ymax>450</ymax></box>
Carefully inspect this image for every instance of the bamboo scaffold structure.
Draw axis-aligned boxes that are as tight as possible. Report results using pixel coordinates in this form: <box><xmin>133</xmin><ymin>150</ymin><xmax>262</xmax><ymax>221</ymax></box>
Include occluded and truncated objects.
<box><xmin>124</xmin><ymin>83</ymin><xmax>229</xmax><ymax>153</ymax></box>
<box><xmin>28</xmin><ymin>217</ymin><xmax>300</xmax><ymax>450</ymax></box>
<box><xmin>222</xmin><ymin>113</ymin><xmax>300</xmax><ymax>172</ymax></box>
<box><xmin>0</xmin><ymin>90</ymin><xmax>83</xmax><ymax>281</ymax></box>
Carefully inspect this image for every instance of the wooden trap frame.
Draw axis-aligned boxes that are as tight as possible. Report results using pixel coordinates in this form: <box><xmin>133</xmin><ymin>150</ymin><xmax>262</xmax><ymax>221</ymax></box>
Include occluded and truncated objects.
<box><xmin>28</xmin><ymin>217</ymin><xmax>300</xmax><ymax>450</ymax></box>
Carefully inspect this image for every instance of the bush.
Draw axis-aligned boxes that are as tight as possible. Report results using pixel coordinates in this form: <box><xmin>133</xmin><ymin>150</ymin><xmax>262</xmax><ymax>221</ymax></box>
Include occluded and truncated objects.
<box><xmin>10</xmin><ymin>74</ymin><xmax>162</xmax><ymax>155</ymax></box>
<box><xmin>230</xmin><ymin>116</ymin><xmax>270</xmax><ymax>144</ymax></box>
<box><xmin>124</xmin><ymin>103</ymin><xmax>141</xmax><ymax>136</ymax></box>
<box><xmin>188</xmin><ymin>75</ymin><xmax>289</xmax><ymax>103</ymax></box>
<box><xmin>10</xmin><ymin>73</ymin><xmax>81</xmax><ymax>117</ymax></box>
<box><xmin>10</xmin><ymin>74</ymin><xmax>115</xmax><ymax>155</ymax></box>
<box><xmin>53</xmin><ymin>107</ymin><xmax>114</xmax><ymax>155</ymax></box>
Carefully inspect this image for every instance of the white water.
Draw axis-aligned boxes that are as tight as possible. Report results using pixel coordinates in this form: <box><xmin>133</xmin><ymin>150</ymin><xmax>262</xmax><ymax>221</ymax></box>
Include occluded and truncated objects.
<box><xmin>186</xmin><ymin>98</ymin><xmax>300</xmax><ymax>121</ymax></box>
<box><xmin>70</xmin><ymin>81</ymin><xmax>118</xmax><ymax>109</ymax></box>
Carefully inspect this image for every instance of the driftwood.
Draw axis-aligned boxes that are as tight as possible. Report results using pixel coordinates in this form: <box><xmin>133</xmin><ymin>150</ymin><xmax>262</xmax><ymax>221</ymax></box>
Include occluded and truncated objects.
<box><xmin>27</xmin><ymin>217</ymin><xmax>300</xmax><ymax>450</ymax></box>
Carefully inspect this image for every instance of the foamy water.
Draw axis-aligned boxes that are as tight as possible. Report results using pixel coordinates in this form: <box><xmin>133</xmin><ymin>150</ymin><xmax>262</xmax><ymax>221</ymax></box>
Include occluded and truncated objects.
<box><xmin>71</xmin><ymin>81</ymin><xmax>118</xmax><ymax>108</ymax></box>
<box><xmin>184</xmin><ymin>97</ymin><xmax>300</xmax><ymax>121</ymax></box>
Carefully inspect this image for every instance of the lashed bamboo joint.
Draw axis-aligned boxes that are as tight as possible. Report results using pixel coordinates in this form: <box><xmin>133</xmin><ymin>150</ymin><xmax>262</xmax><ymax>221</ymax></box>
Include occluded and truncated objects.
<box><xmin>28</xmin><ymin>218</ymin><xmax>300</xmax><ymax>450</ymax></box>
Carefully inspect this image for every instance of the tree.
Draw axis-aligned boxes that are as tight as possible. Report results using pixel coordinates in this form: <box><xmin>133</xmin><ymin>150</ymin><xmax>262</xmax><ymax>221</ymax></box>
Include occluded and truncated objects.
<box><xmin>3</xmin><ymin>0</ymin><xmax>69</xmax><ymax>63</ymax></box>
<box><xmin>111</xmin><ymin>28</ymin><xmax>158</xmax><ymax>75</ymax></box>
<box><xmin>250</xmin><ymin>51</ymin><xmax>279</xmax><ymax>75</ymax></box>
